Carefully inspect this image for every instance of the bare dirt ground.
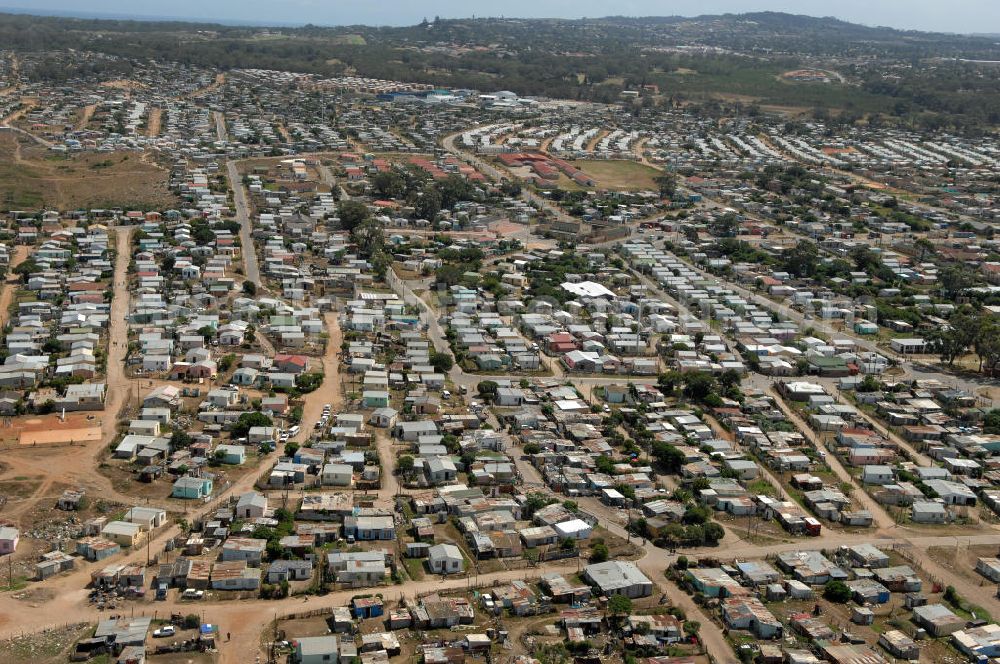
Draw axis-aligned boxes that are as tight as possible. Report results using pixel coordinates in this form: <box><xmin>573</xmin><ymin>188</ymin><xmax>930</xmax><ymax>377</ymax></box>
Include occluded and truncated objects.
<box><xmin>0</xmin><ymin>621</ymin><xmax>92</xmax><ymax>664</ymax></box>
<box><xmin>0</xmin><ymin>135</ymin><xmax>177</xmax><ymax>210</ymax></box>
<box><xmin>0</xmin><ymin>228</ymin><xmax>137</xmax><ymax>530</ymax></box>
<box><xmin>0</xmin><ymin>97</ymin><xmax>36</xmax><ymax>126</ymax></box>
<box><xmin>99</xmin><ymin>80</ymin><xmax>144</xmax><ymax>91</ymax></box>
<box><xmin>0</xmin><ymin>246</ymin><xmax>28</xmax><ymax>327</ymax></box>
<box><xmin>186</xmin><ymin>73</ymin><xmax>226</xmax><ymax>99</ymax></box>
<box><xmin>927</xmin><ymin>543</ymin><xmax>1000</xmax><ymax>587</ymax></box>
<box><xmin>2</xmin><ymin>413</ymin><xmax>104</xmax><ymax>446</ymax></box>
<box><xmin>280</xmin><ymin>313</ymin><xmax>345</xmax><ymax>447</ymax></box>
<box><xmin>147</xmin><ymin>106</ymin><xmax>162</xmax><ymax>137</ymax></box>
<box><xmin>76</xmin><ymin>104</ymin><xmax>96</xmax><ymax>131</ymax></box>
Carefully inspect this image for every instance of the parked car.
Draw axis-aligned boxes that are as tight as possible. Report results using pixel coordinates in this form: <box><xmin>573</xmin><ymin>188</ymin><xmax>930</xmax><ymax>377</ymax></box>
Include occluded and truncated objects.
<box><xmin>153</xmin><ymin>626</ymin><xmax>176</xmax><ymax>638</ymax></box>
<box><xmin>181</xmin><ymin>589</ymin><xmax>204</xmax><ymax>600</ymax></box>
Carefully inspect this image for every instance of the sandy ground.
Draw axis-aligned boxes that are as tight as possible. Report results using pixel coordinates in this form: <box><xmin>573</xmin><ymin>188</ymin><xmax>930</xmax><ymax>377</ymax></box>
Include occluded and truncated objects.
<box><xmin>146</xmin><ymin>107</ymin><xmax>162</xmax><ymax>137</ymax></box>
<box><xmin>13</xmin><ymin>414</ymin><xmax>103</xmax><ymax>446</ymax></box>
<box><xmin>76</xmin><ymin>104</ymin><xmax>95</xmax><ymax>131</ymax></box>
<box><xmin>0</xmin><ymin>228</ymin><xmax>135</xmax><ymax>516</ymax></box>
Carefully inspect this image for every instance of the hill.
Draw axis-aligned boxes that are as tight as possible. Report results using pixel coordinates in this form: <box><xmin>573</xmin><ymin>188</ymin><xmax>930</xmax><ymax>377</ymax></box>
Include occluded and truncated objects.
<box><xmin>0</xmin><ymin>11</ymin><xmax>998</xmax><ymax>129</ymax></box>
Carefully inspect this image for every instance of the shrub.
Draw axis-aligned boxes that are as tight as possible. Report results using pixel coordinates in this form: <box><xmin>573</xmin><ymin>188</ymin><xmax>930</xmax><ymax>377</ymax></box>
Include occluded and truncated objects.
<box><xmin>823</xmin><ymin>580</ymin><xmax>851</xmax><ymax>603</ymax></box>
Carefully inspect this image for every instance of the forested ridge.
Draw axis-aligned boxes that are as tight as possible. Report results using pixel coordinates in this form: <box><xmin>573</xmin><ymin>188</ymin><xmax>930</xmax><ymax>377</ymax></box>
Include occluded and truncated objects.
<box><xmin>4</xmin><ymin>11</ymin><xmax>1000</xmax><ymax>130</ymax></box>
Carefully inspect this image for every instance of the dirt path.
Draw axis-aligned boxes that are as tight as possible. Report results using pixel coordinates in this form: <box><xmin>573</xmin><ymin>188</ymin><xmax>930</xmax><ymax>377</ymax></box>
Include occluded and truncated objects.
<box><xmin>373</xmin><ymin>430</ymin><xmax>400</xmax><ymax>505</ymax></box>
<box><xmin>146</xmin><ymin>107</ymin><xmax>162</xmax><ymax>137</ymax></box>
<box><xmin>585</xmin><ymin>129</ymin><xmax>607</xmax><ymax>153</ymax></box>
<box><xmin>0</xmin><ymin>246</ymin><xmax>29</xmax><ymax>329</ymax></box>
<box><xmin>0</xmin><ymin>228</ymin><xmax>137</xmax><ymax>520</ymax></box>
<box><xmin>765</xmin><ymin>387</ymin><xmax>897</xmax><ymax>531</ymax></box>
<box><xmin>0</xmin><ymin>99</ymin><xmax>36</xmax><ymax>126</ymax></box>
<box><xmin>76</xmin><ymin>104</ymin><xmax>95</xmax><ymax>131</ymax></box>
<box><xmin>290</xmin><ymin>313</ymin><xmax>344</xmax><ymax>445</ymax></box>
<box><xmin>186</xmin><ymin>73</ymin><xmax>226</xmax><ymax>99</ymax></box>
<box><xmin>825</xmin><ymin>383</ymin><xmax>933</xmax><ymax>467</ymax></box>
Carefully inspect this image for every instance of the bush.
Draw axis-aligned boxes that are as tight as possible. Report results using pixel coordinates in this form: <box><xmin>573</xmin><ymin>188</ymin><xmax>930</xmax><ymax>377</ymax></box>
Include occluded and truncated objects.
<box><xmin>823</xmin><ymin>580</ymin><xmax>851</xmax><ymax>603</ymax></box>
<box><xmin>589</xmin><ymin>543</ymin><xmax>609</xmax><ymax>563</ymax></box>
<box><xmin>183</xmin><ymin>614</ymin><xmax>200</xmax><ymax>629</ymax></box>
<box><xmin>607</xmin><ymin>594</ymin><xmax>632</xmax><ymax>615</ymax></box>
<box><xmin>295</xmin><ymin>373</ymin><xmax>324</xmax><ymax>393</ymax></box>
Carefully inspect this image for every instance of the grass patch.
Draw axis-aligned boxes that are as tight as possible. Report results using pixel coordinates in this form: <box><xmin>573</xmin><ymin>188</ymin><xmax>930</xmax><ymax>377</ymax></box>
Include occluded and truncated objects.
<box><xmin>0</xmin><ymin>576</ymin><xmax>28</xmax><ymax>592</ymax></box>
<box><xmin>566</xmin><ymin>159</ymin><xmax>663</xmax><ymax>191</ymax></box>
<box><xmin>402</xmin><ymin>556</ymin><xmax>425</xmax><ymax>581</ymax></box>
<box><xmin>747</xmin><ymin>479</ymin><xmax>778</xmax><ymax>496</ymax></box>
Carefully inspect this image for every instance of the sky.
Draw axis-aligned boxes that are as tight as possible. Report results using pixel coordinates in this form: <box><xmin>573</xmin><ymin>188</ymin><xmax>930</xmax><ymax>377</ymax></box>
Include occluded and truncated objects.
<box><xmin>3</xmin><ymin>0</ymin><xmax>999</xmax><ymax>34</ymax></box>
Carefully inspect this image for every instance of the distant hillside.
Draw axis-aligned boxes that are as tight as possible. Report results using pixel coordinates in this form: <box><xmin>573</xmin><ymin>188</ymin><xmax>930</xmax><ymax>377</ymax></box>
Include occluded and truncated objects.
<box><xmin>1</xmin><ymin>10</ymin><xmax>998</xmax><ymax>130</ymax></box>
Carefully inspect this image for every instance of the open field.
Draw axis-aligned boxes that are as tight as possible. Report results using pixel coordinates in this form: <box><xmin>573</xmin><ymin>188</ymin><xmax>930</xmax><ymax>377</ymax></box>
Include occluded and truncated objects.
<box><xmin>0</xmin><ymin>621</ymin><xmax>93</xmax><ymax>664</ymax></box>
<box><xmin>567</xmin><ymin>159</ymin><xmax>662</xmax><ymax>190</ymax></box>
<box><xmin>0</xmin><ymin>411</ymin><xmax>103</xmax><ymax>447</ymax></box>
<box><xmin>0</xmin><ymin>134</ymin><xmax>176</xmax><ymax>210</ymax></box>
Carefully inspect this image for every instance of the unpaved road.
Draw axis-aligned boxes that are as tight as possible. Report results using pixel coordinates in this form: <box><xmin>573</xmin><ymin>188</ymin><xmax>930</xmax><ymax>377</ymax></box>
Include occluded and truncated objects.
<box><xmin>0</xmin><ymin>228</ymin><xmax>136</xmax><ymax>518</ymax></box>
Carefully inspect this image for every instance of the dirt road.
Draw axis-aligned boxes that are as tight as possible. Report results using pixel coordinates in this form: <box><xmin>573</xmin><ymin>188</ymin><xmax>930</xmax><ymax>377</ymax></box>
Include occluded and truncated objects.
<box><xmin>0</xmin><ymin>246</ymin><xmax>29</xmax><ymax>328</ymax></box>
<box><xmin>0</xmin><ymin>228</ymin><xmax>138</xmax><ymax>519</ymax></box>
<box><xmin>146</xmin><ymin>107</ymin><xmax>162</xmax><ymax>137</ymax></box>
<box><xmin>76</xmin><ymin>104</ymin><xmax>95</xmax><ymax>131</ymax></box>
<box><xmin>290</xmin><ymin>313</ymin><xmax>344</xmax><ymax>444</ymax></box>
<box><xmin>765</xmin><ymin>386</ymin><xmax>897</xmax><ymax>531</ymax></box>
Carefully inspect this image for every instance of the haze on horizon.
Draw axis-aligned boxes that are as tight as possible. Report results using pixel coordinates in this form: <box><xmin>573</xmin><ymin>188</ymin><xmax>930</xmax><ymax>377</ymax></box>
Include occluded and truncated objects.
<box><xmin>4</xmin><ymin>0</ymin><xmax>999</xmax><ymax>35</ymax></box>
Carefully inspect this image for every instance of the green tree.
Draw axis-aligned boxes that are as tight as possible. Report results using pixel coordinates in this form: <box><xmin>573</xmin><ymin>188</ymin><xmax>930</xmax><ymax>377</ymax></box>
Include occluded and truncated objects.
<box><xmin>782</xmin><ymin>240</ymin><xmax>820</xmax><ymax>278</ymax></box>
<box><xmin>413</xmin><ymin>186</ymin><xmax>442</xmax><ymax>221</ymax></box>
<box><xmin>595</xmin><ymin>455</ymin><xmax>616</xmax><ymax>474</ymax></box>
<box><xmin>654</xmin><ymin>172</ymin><xmax>677</xmax><ymax>198</ymax></box>
<box><xmin>703</xmin><ymin>522</ymin><xmax>725</xmax><ymax>544</ymax></box>
<box><xmin>914</xmin><ymin>237</ymin><xmax>935</xmax><ymax>261</ymax></box>
<box><xmin>429</xmin><ymin>351</ymin><xmax>454</xmax><ymax>373</ymax></box>
<box><xmin>170</xmin><ymin>430</ymin><xmax>193</xmax><ymax>448</ymax></box>
<box><xmin>983</xmin><ymin>410</ymin><xmax>1000</xmax><ymax>435</ymax></box>
<box><xmin>337</xmin><ymin>199</ymin><xmax>370</xmax><ymax>231</ymax></box>
<box><xmin>437</xmin><ymin>174</ymin><xmax>476</xmax><ymax>209</ymax></box>
<box><xmin>218</xmin><ymin>354</ymin><xmax>237</xmax><ymax>372</ymax></box>
<box><xmin>231</xmin><ymin>411</ymin><xmax>273</xmax><ymax>438</ymax></box>
<box><xmin>657</xmin><ymin>370</ymin><xmax>683</xmax><ymax>396</ymax></box>
<box><xmin>823</xmin><ymin>580</ymin><xmax>851</xmax><ymax>603</ymax></box>
<box><xmin>397</xmin><ymin>454</ymin><xmax>415</xmax><ymax>478</ymax></box>
<box><xmin>371</xmin><ymin>170</ymin><xmax>407</xmax><ymax>199</ymax></box>
<box><xmin>523</xmin><ymin>492</ymin><xmax>553</xmax><ymax>519</ymax></box>
<box><xmin>681</xmin><ymin>371</ymin><xmax>717</xmax><ymax>402</ymax></box>
<box><xmin>607</xmin><ymin>594</ymin><xmax>632</xmax><ymax>616</ymax></box>
<box><xmin>351</xmin><ymin>217</ymin><xmax>387</xmax><ymax>258</ymax></box>
<box><xmin>927</xmin><ymin>308</ymin><xmax>980</xmax><ymax>365</ymax></box>
<box><xmin>940</xmin><ymin>264</ymin><xmax>978</xmax><ymax>298</ymax></box>
<box><xmin>12</xmin><ymin>258</ymin><xmax>39</xmax><ymax>283</ymax></box>
<box><xmin>476</xmin><ymin>380</ymin><xmax>498</xmax><ymax>401</ymax></box>
<box><xmin>974</xmin><ymin>316</ymin><xmax>1000</xmax><ymax>375</ymax></box>
<box><xmin>651</xmin><ymin>441</ymin><xmax>684</xmax><ymax>472</ymax></box>
<box><xmin>589</xmin><ymin>543</ymin><xmax>610</xmax><ymax>563</ymax></box>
